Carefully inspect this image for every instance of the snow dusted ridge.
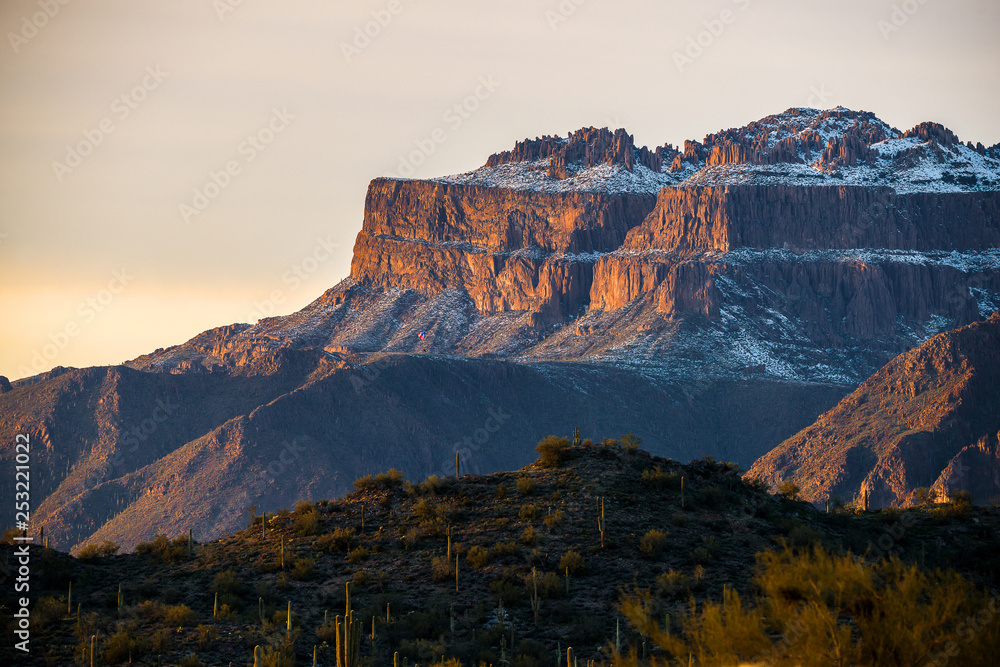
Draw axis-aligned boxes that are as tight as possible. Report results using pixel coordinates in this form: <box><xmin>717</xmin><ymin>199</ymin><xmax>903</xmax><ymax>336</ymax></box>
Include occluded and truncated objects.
<box><xmin>430</xmin><ymin>107</ymin><xmax>1000</xmax><ymax>195</ymax></box>
<box><xmin>433</xmin><ymin>160</ymin><xmax>689</xmax><ymax>195</ymax></box>
<box><xmin>682</xmin><ymin>135</ymin><xmax>1000</xmax><ymax>193</ymax></box>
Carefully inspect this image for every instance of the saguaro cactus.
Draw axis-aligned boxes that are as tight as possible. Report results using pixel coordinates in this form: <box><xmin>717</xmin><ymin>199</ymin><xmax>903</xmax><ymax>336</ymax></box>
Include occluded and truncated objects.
<box><xmin>531</xmin><ymin>567</ymin><xmax>541</xmax><ymax>627</ymax></box>
<box><xmin>336</xmin><ymin>582</ymin><xmax>362</xmax><ymax>667</ymax></box>
<box><xmin>597</xmin><ymin>497</ymin><xmax>606</xmax><ymax>548</ymax></box>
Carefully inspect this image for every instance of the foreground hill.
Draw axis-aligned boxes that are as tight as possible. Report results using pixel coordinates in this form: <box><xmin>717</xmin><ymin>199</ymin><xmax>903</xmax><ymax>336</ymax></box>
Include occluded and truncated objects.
<box><xmin>3</xmin><ymin>442</ymin><xmax>999</xmax><ymax>666</ymax></box>
<box><xmin>748</xmin><ymin>312</ymin><xmax>1000</xmax><ymax>507</ymax></box>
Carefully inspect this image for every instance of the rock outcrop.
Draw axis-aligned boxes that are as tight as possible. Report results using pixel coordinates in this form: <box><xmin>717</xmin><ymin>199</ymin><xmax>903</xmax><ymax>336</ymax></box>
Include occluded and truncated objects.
<box><xmin>351</xmin><ymin>178</ymin><xmax>659</xmax><ymax>323</ymax></box>
<box><xmin>747</xmin><ymin>312</ymin><xmax>1000</xmax><ymax>508</ymax></box>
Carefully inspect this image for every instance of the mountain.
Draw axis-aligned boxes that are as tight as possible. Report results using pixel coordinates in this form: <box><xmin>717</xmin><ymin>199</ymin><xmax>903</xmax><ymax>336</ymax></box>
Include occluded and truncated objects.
<box><xmin>2</xmin><ymin>106</ymin><xmax>999</xmax><ymax>552</ymax></box>
<box><xmin>747</xmin><ymin>312</ymin><xmax>1000</xmax><ymax>508</ymax></box>
<box><xmin>4</xmin><ymin>442</ymin><xmax>1000</xmax><ymax>666</ymax></box>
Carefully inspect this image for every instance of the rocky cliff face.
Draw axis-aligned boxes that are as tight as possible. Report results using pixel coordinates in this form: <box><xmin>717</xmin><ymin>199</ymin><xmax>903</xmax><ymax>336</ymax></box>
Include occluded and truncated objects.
<box><xmin>746</xmin><ymin>312</ymin><xmax>1000</xmax><ymax>508</ymax></box>
<box><xmin>351</xmin><ymin>178</ymin><xmax>658</xmax><ymax>324</ymax></box>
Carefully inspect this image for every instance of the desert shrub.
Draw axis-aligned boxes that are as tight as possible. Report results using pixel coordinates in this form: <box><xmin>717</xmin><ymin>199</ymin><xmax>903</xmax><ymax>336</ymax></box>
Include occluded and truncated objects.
<box><xmin>150</xmin><ymin>628</ymin><xmax>173</xmax><ymax>653</ymax></box>
<box><xmin>641</xmin><ymin>467</ymin><xmax>680</xmax><ymax>491</ymax></box>
<box><xmin>620</xmin><ymin>432</ymin><xmax>643</xmax><ymax>452</ymax></box>
<box><xmin>519</xmin><ymin>503</ymin><xmax>540</xmax><ymax>521</ymax></box>
<box><xmin>256</xmin><ymin>644</ymin><xmax>295</xmax><ymax>667</ymax></box>
<box><xmin>178</xmin><ymin>654</ymin><xmax>204</xmax><ymax>667</ymax></box>
<box><xmin>316</xmin><ymin>620</ymin><xmax>336</xmax><ymax>644</ymax></box>
<box><xmin>164</xmin><ymin>604</ymin><xmax>198</xmax><ymax>626</ymax></box>
<box><xmin>543</xmin><ymin>509</ymin><xmax>564</xmax><ymax>529</ymax></box>
<box><xmin>354</xmin><ymin>468</ymin><xmax>405</xmax><ymax>491</ymax></box>
<box><xmin>516</xmin><ymin>476</ymin><xmax>537</xmax><ymax>495</ymax></box>
<box><xmin>346</xmin><ymin>547</ymin><xmax>370</xmax><ymax>564</ymax></box>
<box><xmin>413</xmin><ymin>475</ymin><xmax>447</xmax><ymax>496</ymax></box>
<box><xmin>490</xmin><ymin>578</ymin><xmax>524</xmax><ymax>605</ymax></box>
<box><xmin>777</xmin><ymin>480</ymin><xmax>801</xmax><ymax>501</ymax></box>
<box><xmin>532</xmin><ymin>571</ymin><xmax>564</xmax><ymax>599</ymax></box>
<box><xmin>656</xmin><ymin>570</ymin><xmax>690</xmax><ymax>597</ymax></box>
<box><xmin>559</xmin><ymin>550</ymin><xmax>586</xmax><ymax>575</ymax></box>
<box><xmin>290</xmin><ymin>557</ymin><xmax>315</xmax><ymax>580</ymax></box>
<box><xmin>196</xmin><ymin>624</ymin><xmax>217</xmax><ymax>648</ymax></box>
<box><xmin>102</xmin><ymin>630</ymin><xmax>147</xmax><ymax>664</ymax></box>
<box><xmin>492</xmin><ymin>541</ymin><xmax>519</xmax><ymax>560</ymax></box>
<box><xmin>76</xmin><ymin>540</ymin><xmax>119</xmax><ymax>560</ymax></box>
<box><xmin>293</xmin><ymin>507</ymin><xmax>320</xmax><ymax>536</ymax></box>
<box><xmin>467</xmin><ymin>545</ymin><xmax>491</xmax><ymax>569</ymax></box>
<box><xmin>431</xmin><ymin>556</ymin><xmax>453</xmax><ymax>582</ymax></box>
<box><xmin>621</xmin><ymin>544</ymin><xmax>1000</xmax><ymax>666</ymax></box>
<box><xmin>316</xmin><ymin>526</ymin><xmax>353</xmax><ymax>553</ymax></box>
<box><xmin>211</xmin><ymin>570</ymin><xmax>246</xmax><ymax>598</ymax></box>
<box><xmin>351</xmin><ymin>568</ymin><xmax>388</xmax><ymax>591</ymax></box>
<box><xmin>136</xmin><ymin>600</ymin><xmax>165</xmax><ymax>622</ymax></box>
<box><xmin>520</xmin><ymin>526</ymin><xmax>539</xmax><ymax>546</ymax></box>
<box><xmin>135</xmin><ymin>534</ymin><xmax>187</xmax><ymax>562</ymax></box>
<box><xmin>412</xmin><ymin>497</ymin><xmax>441</xmax><ymax>521</ymax></box>
<box><xmin>30</xmin><ymin>596</ymin><xmax>66</xmax><ymax>632</ymax></box>
<box><xmin>639</xmin><ymin>529</ymin><xmax>670</xmax><ymax>558</ymax></box>
<box><xmin>495</xmin><ymin>483</ymin><xmax>508</xmax><ymax>499</ymax></box>
<box><xmin>535</xmin><ymin>436</ymin><xmax>571</xmax><ymax>468</ymax></box>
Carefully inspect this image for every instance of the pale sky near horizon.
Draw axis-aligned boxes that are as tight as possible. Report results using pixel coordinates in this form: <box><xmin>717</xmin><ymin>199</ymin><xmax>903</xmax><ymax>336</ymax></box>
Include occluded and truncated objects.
<box><xmin>1</xmin><ymin>0</ymin><xmax>998</xmax><ymax>380</ymax></box>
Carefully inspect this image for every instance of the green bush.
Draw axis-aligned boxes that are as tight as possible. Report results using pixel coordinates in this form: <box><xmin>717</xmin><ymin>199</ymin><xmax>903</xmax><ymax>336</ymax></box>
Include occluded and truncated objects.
<box><xmin>535</xmin><ymin>436</ymin><xmax>571</xmax><ymax>468</ymax></box>
<box><xmin>777</xmin><ymin>480</ymin><xmax>801</xmax><ymax>501</ymax></box>
<box><xmin>164</xmin><ymin>604</ymin><xmax>198</xmax><ymax>626</ymax></box>
<box><xmin>354</xmin><ymin>468</ymin><xmax>405</xmax><ymax>491</ymax></box>
<box><xmin>639</xmin><ymin>529</ymin><xmax>669</xmax><ymax>558</ymax></box>
<box><xmin>519</xmin><ymin>503</ymin><xmax>540</xmax><ymax>521</ymax></box>
<box><xmin>290</xmin><ymin>557</ymin><xmax>315</xmax><ymax>580</ymax></box>
<box><xmin>559</xmin><ymin>550</ymin><xmax>586</xmax><ymax>575</ymax></box>
<box><xmin>316</xmin><ymin>526</ymin><xmax>353</xmax><ymax>553</ymax></box>
<box><xmin>543</xmin><ymin>509</ymin><xmax>564</xmax><ymax>529</ymax></box>
<box><xmin>516</xmin><ymin>476</ymin><xmax>537</xmax><ymax>495</ymax></box>
<box><xmin>102</xmin><ymin>631</ymin><xmax>147</xmax><ymax>664</ymax></box>
<box><xmin>76</xmin><ymin>540</ymin><xmax>119</xmax><ymax>560</ymax></box>
<box><xmin>621</xmin><ymin>544</ymin><xmax>1000</xmax><ymax>665</ymax></box>
<box><xmin>458</xmin><ymin>545</ymin><xmax>485</xmax><ymax>569</ymax></box>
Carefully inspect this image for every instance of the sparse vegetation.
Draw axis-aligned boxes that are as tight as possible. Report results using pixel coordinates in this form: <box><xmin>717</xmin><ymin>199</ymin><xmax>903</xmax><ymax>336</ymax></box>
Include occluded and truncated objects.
<box><xmin>9</xmin><ymin>435</ymin><xmax>1000</xmax><ymax>666</ymax></box>
<box><xmin>535</xmin><ymin>435</ymin><xmax>571</xmax><ymax>468</ymax></box>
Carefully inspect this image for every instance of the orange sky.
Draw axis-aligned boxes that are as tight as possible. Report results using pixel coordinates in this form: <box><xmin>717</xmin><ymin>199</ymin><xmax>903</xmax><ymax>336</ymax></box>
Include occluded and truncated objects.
<box><xmin>2</xmin><ymin>0</ymin><xmax>999</xmax><ymax>380</ymax></box>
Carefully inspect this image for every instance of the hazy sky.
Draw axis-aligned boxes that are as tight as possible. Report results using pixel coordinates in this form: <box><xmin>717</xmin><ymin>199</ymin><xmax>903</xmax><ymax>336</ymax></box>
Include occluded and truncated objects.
<box><xmin>2</xmin><ymin>0</ymin><xmax>998</xmax><ymax>380</ymax></box>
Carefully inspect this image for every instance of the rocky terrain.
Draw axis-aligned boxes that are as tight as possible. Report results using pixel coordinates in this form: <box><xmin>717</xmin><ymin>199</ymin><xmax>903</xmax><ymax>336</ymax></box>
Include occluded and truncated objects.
<box><xmin>3</xmin><ymin>441</ymin><xmax>999</xmax><ymax>666</ymax></box>
<box><xmin>2</xmin><ymin>106</ymin><xmax>999</xmax><ymax>552</ymax></box>
<box><xmin>747</xmin><ymin>311</ymin><xmax>1000</xmax><ymax>509</ymax></box>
